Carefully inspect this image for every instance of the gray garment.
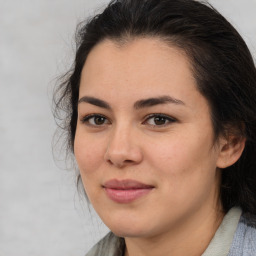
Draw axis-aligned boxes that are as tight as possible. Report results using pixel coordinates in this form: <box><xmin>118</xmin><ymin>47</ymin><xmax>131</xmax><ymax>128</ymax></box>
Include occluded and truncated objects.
<box><xmin>86</xmin><ymin>232</ymin><xmax>124</xmax><ymax>256</ymax></box>
<box><xmin>202</xmin><ymin>207</ymin><xmax>242</xmax><ymax>256</ymax></box>
<box><xmin>228</xmin><ymin>212</ymin><xmax>256</xmax><ymax>256</ymax></box>
<box><xmin>86</xmin><ymin>207</ymin><xmax>256</xmax><ymax>256</ymax></box>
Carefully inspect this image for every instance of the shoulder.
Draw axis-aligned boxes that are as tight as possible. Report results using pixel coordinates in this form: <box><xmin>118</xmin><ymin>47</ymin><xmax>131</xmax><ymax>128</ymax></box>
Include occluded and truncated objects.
<box><xmin>240</xmin><ymin>212</ymin><xmax>256</xmax><ymax>229</ymax></box>
<box><xmin>228</xmin><ymin>211</ymin><xmax>256</xmax><ymax>256</ymax></box>
<box><xmin>85</xmin><ymin>232</ymin><xmax>125</xmax><ymax>256</ymax></box>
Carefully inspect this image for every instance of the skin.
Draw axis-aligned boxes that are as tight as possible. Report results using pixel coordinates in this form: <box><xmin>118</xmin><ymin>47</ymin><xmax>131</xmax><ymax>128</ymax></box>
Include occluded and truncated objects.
<box><xmin>74</xmin><ymin>38</ymin><xmax>245</xmax><ymax>256</ymax></box>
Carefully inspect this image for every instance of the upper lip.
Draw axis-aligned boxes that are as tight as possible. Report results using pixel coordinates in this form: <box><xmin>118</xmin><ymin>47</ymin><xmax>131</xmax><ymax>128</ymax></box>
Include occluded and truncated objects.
<box><xmin>103</xmin><ymin>179</ymin><xmax>154</xmax><ymax>190</ymax></box>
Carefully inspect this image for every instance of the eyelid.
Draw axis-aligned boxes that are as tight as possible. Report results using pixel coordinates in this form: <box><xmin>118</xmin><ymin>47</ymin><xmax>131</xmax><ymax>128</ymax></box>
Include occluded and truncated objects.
<box><xmin>142</xmin><ymin>113</ymin><xmax>177</xmax><ymax>127</ymax></box>
<box><xmin>80</xmin><ymin>113</ymin><xmax>111</xmax><ymax>126</ymax></box>
<box><xmin>80</xmin><ymin>113</ymin><xmax>176</xmax><ymax>128</ymax></box>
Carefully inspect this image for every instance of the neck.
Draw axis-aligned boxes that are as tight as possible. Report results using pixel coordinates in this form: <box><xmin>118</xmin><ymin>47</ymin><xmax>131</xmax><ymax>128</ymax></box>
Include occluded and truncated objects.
<box><xmin>124</xmin><ymin>205</ymin><xmax>224</xmax><ymax>256</ymax></box>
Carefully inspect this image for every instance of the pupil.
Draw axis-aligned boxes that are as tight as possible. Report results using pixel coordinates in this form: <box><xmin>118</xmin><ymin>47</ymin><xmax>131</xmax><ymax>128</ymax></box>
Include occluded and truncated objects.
<box><xmin>95</xmin><ymin>116</ymin><xmax>105</xmax><ymax>125</ymax></box>
<box><xmin>154</xmin><ymin>116</ymin><xmax>166</xmax><ymax>125</ymax></box>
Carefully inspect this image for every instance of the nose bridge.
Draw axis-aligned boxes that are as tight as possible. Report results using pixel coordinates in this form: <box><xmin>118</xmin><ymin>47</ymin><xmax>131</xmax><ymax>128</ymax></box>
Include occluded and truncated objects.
<box><xmin>108</xmin><ymin>121</ymin><xmax>134</xmax><ymax>155</ymax></box>
<box><xmin>104</xmin><ymin>120</ymin><xmax>142</xmax><ymax>167</ymax></box>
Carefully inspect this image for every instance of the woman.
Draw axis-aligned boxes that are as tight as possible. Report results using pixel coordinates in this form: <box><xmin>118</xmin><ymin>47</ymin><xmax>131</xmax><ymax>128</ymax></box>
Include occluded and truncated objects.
<box><xmin>54</xmin><ymin>0</ymin><xmax>256</xmax><ymax>255</ymax></box>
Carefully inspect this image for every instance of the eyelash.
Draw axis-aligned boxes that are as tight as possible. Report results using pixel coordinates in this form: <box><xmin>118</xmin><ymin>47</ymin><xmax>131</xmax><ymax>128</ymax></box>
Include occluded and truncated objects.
<box><xmin>143</xmin><ymin>113</ymin><xmax>176</xmax><ymax>127</ymax></box>
<box><xmin>81</xmin><ymin>114</ymin><xmax>110</xmax><ymax>126</ymax></box>
<box><xmin>80</xmin><ymin>113</ymin><xmax>176</xmax><ymax>128</ymax></box>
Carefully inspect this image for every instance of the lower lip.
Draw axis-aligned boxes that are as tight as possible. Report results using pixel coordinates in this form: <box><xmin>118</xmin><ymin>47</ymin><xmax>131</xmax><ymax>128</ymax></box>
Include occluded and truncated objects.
<box><xmin>104</xmin><ymin>188</ymin><xmax>153</xmax><ymax>203</ymax></box>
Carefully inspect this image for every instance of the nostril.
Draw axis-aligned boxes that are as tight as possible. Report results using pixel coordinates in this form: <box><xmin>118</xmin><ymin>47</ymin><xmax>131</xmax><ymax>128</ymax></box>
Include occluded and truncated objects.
<box><xmin>104</xmin><ymin>144</ymin><xmax>143</xmax><ymax>167</ymax></box>
<box><xmin>124</xmin><ymin>160</ymin><xmax>133</xmax><ymax>163</ymax></box>
<box><xmin>107</xmin><ymin>159</ymin><xmax>113</xmax><ymax>165</ymax></box>
<box><xmin>106</xmin><ymin>158</ymin><xmax>135</xmax><ymax>168</ymax></box>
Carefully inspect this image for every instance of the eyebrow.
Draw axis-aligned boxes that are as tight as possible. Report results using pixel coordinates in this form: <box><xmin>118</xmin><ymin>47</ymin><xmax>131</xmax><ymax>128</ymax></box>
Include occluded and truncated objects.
<box><xmin>134</xmin><ymin>96</ymin><xmax>185</xmax><ymax>109</ymax></box>
<box><xmin>78</xmin><ymin>95</ymin><xmax>185</xmax><ymax>110</ymax></box>
<box><xmin>78</xmin><ymin>96</ymin><xmax>111</xmax><ymax>109</ymax></box>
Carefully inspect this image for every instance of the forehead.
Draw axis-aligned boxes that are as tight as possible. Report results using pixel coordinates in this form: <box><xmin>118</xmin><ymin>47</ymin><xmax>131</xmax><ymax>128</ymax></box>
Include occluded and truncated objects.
<box><xmin>79</xmin><ymin>38</ymin><xmax>201</xmax><ymax>108</ymax></box>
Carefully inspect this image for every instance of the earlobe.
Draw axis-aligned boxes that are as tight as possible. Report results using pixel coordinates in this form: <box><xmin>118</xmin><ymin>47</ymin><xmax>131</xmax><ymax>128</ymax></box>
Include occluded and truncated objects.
<box><xmin>216</xmin><ymin>136</ymin><xmax>246</xmax><ymax>169</ymax></box>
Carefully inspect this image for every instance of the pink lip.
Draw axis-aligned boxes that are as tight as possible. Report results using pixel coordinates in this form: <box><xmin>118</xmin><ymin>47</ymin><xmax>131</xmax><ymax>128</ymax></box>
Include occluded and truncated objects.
<box><xmin>103</xmin><ymin>179</ymin><xmax>154</xmax><ymax>203</ymax></box>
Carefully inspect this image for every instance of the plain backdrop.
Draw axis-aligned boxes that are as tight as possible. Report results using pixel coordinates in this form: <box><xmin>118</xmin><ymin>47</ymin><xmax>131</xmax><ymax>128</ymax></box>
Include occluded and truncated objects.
<box><xmin>0</xmin><ymin>0</ymin><xmax>255</xmax><ymax>255</ymax></box>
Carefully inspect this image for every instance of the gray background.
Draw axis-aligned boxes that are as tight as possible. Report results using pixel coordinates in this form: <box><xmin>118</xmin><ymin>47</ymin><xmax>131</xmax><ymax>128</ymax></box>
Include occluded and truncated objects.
<box><xmin>0</xmin><ymin>0</ymin><xmax>255</xmax><ymax>255</ymax></box>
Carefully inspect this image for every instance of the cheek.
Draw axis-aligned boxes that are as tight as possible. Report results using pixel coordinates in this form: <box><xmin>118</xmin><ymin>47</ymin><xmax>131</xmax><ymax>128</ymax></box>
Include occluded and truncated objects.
<box><xmin>147</xmin><ymin>132</ymin><xmax>211</xmax><ymax>165</ymax></box>
<box><xmin>74</xmin><ymin>133</ymin><xmax>106</xmax><ymax>202</ymax></box>
<box><xmin>74</xmin><ymin>132</ymin><xmax>106</xmax><ymax>175</ymax></box>
<box><xmin>147</xmin><ymin>135</ymin><xmax>218</xmax><ymax>216</ymax></box>
<box><xmin>146</xmin><ymin>129</ymin><xmax>217</xmax><ymax>186</ymax></box>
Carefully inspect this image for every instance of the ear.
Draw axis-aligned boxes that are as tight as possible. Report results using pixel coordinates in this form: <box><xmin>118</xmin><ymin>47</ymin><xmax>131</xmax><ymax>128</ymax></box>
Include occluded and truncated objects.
<box><xmin>216</xmin><ymin>135</ymin><xmax>246</xmax><ymax>169</ymax></box>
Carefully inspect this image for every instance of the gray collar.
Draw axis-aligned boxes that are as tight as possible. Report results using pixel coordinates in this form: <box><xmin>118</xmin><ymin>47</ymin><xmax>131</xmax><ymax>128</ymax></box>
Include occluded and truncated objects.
<box><xmin>202</xmin><ymin>207</ymin><xmax>242</xmax><ymax>256</ymax></box>
<box><xmin>86</xmin><ymin>207</ymin><xmax>242</xmax><ymax>256</ymax></box>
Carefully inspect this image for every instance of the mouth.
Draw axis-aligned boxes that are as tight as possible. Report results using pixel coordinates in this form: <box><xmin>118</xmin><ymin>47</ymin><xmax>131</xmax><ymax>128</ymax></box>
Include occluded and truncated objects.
<box><xmin>103</xmin><ymin>179</ymin><xmax>154</xmax><ymax>203</ymax></box>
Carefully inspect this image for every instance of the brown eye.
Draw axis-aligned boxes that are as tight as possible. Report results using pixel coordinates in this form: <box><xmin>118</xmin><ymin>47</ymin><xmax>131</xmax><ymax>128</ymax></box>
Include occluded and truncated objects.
<box><xmin>144</xmin><ymin>114</ymin><xmax>176</xmax><ymax>127</ymax></box>
<box><xmin>94</xmin><ymin>116</ymin><xmax>106</xmax><ymax>125</ymax></box>
<box><xmin>82</xmin><ymin>114</ymin><xmax>109</xmax><ymax>126</ymax></box>
<box><xmin>153</xmin><ymin>116</ymin><xmax>168</xmax><ymax>125</ymax></box>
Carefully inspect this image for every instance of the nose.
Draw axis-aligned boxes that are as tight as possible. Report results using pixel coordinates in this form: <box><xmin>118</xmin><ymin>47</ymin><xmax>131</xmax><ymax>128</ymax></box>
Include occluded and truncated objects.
<box><xmin>104</xmin><ymin>126</ymin><xmax>143</xmax><ymax>168</ymax></box>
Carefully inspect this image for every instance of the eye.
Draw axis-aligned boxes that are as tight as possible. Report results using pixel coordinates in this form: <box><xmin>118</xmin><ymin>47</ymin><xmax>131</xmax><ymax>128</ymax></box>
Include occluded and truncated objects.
<box><xmin>143</xmin><ymin>114</ymin><xmax>176</xmax><ymax>127</ymax></box>
<box><xmin>81</xmin><ymin>114</ymin><xmax>110</xmax><ymax>126</ymax></box>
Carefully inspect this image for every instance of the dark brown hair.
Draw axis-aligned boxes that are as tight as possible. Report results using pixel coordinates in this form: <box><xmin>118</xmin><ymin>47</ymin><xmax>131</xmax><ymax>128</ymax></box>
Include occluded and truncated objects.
<box><xmin>54</xmin><ymin>0</ymin><xmax>256</xmax><ymax>213</ymax></box>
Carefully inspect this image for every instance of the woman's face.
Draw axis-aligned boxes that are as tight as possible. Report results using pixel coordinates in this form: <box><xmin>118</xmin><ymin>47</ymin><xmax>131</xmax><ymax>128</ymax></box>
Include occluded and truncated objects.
<box><xmin>74</xmin><ymin>38</ymin><xmax>224</xmax><ymax>238</ymax></box>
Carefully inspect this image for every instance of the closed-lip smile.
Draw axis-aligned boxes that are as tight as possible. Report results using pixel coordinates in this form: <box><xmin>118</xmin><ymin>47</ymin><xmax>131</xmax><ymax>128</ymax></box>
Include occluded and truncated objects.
<box><xmin>103</xmin><ymin>179</ymin><xmax>154</xmax><ymax>203</ymax></box>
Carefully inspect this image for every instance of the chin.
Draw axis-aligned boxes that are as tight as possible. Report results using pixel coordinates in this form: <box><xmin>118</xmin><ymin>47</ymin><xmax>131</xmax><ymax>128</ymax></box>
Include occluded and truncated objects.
<box><xmin>112</xmin><ymin>228</ymin><xmax>148</xmax><ymax>238</ymax></box>
<box><xmin>105</xmin><ymin>219</ymin><xmax>154</xmax><ymax>238</ymax></box>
